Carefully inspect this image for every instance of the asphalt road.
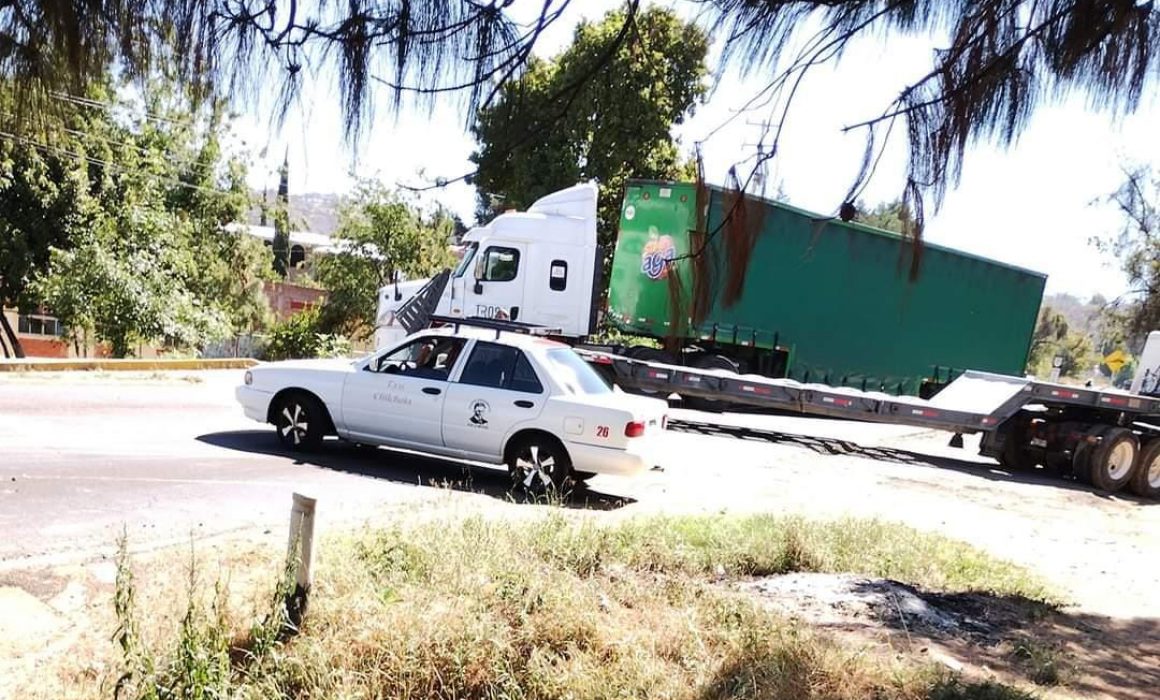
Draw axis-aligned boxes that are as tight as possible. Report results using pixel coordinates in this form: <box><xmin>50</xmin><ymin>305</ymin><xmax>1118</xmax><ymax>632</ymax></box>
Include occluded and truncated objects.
<box><xmin>0</xmin><ymin>370</ymin><xmax>534</xmax><ymax>567</ymax></box>
<box><xmin>0</xmin><ymin>369</ymin><xmax>959</xmax><ymax>567</ymax></box>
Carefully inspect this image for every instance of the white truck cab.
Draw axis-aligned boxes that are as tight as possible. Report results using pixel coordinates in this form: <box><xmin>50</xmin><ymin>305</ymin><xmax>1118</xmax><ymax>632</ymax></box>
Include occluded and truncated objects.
<box><xmin>375</xmin><ymin>183</ymin><xmax>602</xmax><ymax>350</ymax></box>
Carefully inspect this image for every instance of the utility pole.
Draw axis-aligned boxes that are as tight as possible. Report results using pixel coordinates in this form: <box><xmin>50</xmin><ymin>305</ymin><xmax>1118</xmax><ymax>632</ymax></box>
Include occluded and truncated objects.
<box><xmin>743</xmin><ymin>118</ymin><xmax>775</xmax><ymax>198</ymax></box>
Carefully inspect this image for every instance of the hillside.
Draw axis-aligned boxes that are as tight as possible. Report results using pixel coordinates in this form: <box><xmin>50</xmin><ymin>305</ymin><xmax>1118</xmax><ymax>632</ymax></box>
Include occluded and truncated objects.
<box><xmin>1042</xmin><ymin>292</ymin><xmax>1105</xmax><ymax>336</ymax></box>
<box><xmin>246</xmin><ymin>191</ymin><xmax>345</xmax><ymax>234</ymax></box>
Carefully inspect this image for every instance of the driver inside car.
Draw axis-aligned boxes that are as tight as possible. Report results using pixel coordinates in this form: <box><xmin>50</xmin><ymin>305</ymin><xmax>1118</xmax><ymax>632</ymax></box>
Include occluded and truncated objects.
<box><xmin>408</xmin><ymin>339</ymin><xmax>460</xmax><ymax>380</ymax></box>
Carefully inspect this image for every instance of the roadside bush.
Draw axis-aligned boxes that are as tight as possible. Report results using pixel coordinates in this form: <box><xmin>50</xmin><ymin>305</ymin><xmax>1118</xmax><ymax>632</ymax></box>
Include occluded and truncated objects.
<box><xmin>589</xmin><ymin>325</ymin><xmax>660</xmax><ymax>349</ymax></box>
<box><xmin>260</xmin><ymin>307</ymin><xmax>351</xmax><ymax>361</ymax></box>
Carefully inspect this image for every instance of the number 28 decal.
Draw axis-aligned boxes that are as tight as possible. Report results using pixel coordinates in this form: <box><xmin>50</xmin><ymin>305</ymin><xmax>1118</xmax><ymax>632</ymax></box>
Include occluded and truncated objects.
<box><xmin>595</xmin><ymin>425</ymin><xmax>610</xmax><ymax>438</ymax></box>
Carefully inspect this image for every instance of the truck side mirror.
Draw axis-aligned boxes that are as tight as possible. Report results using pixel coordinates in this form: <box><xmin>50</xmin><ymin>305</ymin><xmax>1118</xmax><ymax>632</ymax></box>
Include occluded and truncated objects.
<box><xmin>473</xmin><ymin>255</ymin><xmax>486</xmax><ymax>296</ymax></box>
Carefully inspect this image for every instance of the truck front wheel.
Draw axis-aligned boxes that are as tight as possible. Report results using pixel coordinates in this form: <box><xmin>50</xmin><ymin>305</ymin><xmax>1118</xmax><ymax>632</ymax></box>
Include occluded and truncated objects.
<box><xmin>1088</xmin><ymin>427</ymin><xmax>1138</xmax><ymax>493</ymax></box>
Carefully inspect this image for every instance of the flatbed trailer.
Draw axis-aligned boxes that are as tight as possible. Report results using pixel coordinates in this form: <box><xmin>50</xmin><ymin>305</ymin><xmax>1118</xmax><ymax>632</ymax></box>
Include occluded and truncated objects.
<box><xmin>577</xmin><ymin>347</ymin><xmax>1160</xmax><ymax>500</ymax></box>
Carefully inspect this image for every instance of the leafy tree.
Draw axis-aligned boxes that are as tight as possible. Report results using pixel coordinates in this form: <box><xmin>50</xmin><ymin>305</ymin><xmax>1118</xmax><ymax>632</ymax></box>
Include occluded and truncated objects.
<box><xmin>272</xmin><ymin>155</ymin><xmax>292</xmax><ymax>277</ymax></box>
<box><xmin>1027</xmin><ymin>308</ymin><xmax>1069</xmax><ymax>371</ymax></box>
<box><xmin>1095</xmin><ymin>166</ymin><xmax>1160</xmax><ymax>337</ymax></box>
<box><xmin>0</xmin><ymin>139</ymin><xmax>92</xmax><ymax>356</ymax></box>
<box><xmin>37</xmin><ymin>204</ymin><xmax>241</xmax><ymax>357</ymax></box>
<box><xmin>26</xmin><ymin>87</ymin><xmax>264</xmax><ymax>357</ymax></box>
<box><xmin>470</xmin><ymin>6</ymin><xmax>708</xmax><ymax>255</ymax></box>
<box><xmin>5</xmin><ymin>1</ymin><xmax>1157</xmax><ymax>242</ymax></box>
<box><xmin>261</xmin><ymin>307</ymin><xmax>351</xmax><ymax>361</ymax></box>
<box><xmin>1026</xmin><ymin>306</ymin><xmax>1097</xmax><ymax>379</ymax></box>
<box><xmin>855</xmin><ymin>199</ymin><xmax>913</xmax><ymax>235</ymax></box>
<box><xmin>203</xmin><ymin>234</ymin><xmax>277</xmax><ymax>340</ymax></box>
<box><xmin>315</xmin><ymin>181</ymin><xmax>455</xmax><ymax>339</ymax></box>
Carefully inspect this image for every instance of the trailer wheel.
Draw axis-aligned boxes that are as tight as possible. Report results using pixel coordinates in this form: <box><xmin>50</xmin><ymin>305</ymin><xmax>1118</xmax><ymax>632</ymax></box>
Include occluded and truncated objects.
<box><xmin>625</xmin><ymin>346</ymin><xmax>675</xmax><ymax>396</ymax></box>
<box><xmin>1129</xmin><ymin>438</ymin><xmax>1160</xmax><ymax>499</ymax></box>
<box><xmin>626</xmin><ymin>346</ymin><xmax>673</xmax><ymax>363</ymax></box>
<box><xmin>1088</xmin><ymin>427</ymin><xmax>1138</xmax><ymax>493</ymax></box>
<box><xmin>686</xmin><ymin>354</ymin><xmax>739</xmax><ymax>413</ymax></box>
<box><xmin>998</xmin><ymin>415</ymin><xmax>1035</xmax><ymax>471</ymax></box>
<box><xmin>1071</xmin><ymin>442</ymin><xmax>1093</xmax><ymax>484</ymax></box>
<box><xmin>1070</xmin><ymin>426</ymin><xmax>1104</xmax><ymax>484</ymax></box>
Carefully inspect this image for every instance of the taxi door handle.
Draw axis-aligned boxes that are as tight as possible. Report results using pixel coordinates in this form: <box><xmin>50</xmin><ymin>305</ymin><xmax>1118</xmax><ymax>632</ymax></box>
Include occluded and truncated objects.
<box><xmin>514</xmin><ymin>400</ymin><xmax>534</xmax><ymax>409</ymax></box>
<box><xmin>422</xmin><ymin>387</ymin><xmax>442</xmax><ymax>395</ymax></box>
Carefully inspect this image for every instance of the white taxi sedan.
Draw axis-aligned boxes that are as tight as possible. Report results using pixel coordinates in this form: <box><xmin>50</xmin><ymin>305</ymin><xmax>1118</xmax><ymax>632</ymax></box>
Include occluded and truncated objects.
<box><xmin>235</xmin><ymin>325</ymin><xmax>668</xmax><ymax>491</ymax></box>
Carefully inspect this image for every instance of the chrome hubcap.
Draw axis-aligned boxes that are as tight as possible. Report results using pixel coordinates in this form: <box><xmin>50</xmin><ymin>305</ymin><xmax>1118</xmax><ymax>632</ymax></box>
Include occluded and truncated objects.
<box><xmin>1107</xmin><ymin>441</ymin><xmax>1135</xmax><ymax>480</ymax></box>
<box><xmin>280</xmin><ymin>404</ymin><xmax>309</xmax><ymax>445</ymax></box>
<box><xmin>516</xmin><ymin>444</ymin><xmax>556</xmax><ymax>490</ymax></box>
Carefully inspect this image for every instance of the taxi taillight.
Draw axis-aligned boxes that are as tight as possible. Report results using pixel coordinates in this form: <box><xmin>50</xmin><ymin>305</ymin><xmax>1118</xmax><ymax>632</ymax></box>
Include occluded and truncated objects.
<box><xmin>625</xmin><ymin>420</ymin><xmax>646</xmax><ymax>438</ymax></box>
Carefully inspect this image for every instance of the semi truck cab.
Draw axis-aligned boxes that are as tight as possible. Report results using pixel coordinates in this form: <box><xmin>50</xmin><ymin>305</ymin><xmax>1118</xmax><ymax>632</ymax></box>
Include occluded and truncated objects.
<box><xmin>375</xmin><ymin>183</ymin><xmax>602</xmax><ymax>349</ymax></box>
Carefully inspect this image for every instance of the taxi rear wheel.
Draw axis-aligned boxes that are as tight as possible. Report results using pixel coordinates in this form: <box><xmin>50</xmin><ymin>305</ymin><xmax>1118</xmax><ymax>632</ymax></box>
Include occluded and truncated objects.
<box><xmin>507</xmin><ymin>434</ymin><xmax>573</xmax><ymax>494</ymax></box>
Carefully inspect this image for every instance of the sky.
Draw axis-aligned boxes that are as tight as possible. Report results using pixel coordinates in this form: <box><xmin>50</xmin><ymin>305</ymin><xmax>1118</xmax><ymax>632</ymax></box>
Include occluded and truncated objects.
<box><xmin>231</xmin><ymin>0</ymin><xmax>1160</xmax><ymax>301</ymax></box>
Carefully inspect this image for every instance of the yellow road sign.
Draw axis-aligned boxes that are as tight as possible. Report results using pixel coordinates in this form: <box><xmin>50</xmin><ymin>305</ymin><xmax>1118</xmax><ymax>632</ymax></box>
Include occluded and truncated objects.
<box><xmin>1104</xmin><ymin>349</ymin><xmax>1128</xmax><ymax>373</ymax></box>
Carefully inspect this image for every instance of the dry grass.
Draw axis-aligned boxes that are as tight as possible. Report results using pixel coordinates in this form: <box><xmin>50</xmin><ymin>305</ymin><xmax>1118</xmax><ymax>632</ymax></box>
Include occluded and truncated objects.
<box><xmin>80</xmin><ymin>513</ymin><xmax>1051</xmax><ymax>699</ymax></box>
<box><xmin>1009</xmin><ymin>637</ymin><xmax>1076</xmax><ymax>687</ymax></box>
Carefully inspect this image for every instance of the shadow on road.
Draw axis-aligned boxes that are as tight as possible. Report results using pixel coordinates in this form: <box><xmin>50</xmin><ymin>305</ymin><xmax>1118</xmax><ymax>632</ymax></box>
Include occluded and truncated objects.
<box><xmin>666</xmin><ymin>419</ymin><xmax>1153</xmax><ymax>505</ymax></box>
<box><xmin>196</xmin><ymin>430</ymin><xmax>636</xmax><ymax>511</ymax></box>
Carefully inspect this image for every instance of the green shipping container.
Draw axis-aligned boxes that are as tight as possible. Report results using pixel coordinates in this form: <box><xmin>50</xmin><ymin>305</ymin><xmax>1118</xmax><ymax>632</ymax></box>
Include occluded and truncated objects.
<box><xmin>606</xmin><ymin>180</ymin><xmax>1047</xmax><ymax>395</ymax></box>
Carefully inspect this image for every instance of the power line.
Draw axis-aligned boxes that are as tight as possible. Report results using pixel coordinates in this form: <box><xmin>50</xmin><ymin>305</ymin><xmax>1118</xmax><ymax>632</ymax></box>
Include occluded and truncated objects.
<box><xmin>0</xmin><ymin>130</ymin><xmax>238</xmax><ymax>197</ymax></box>
<box><xmin>0</xmin><ymin>111</ymin><xmax>204</xmax><ymax>165</ymax></box>
<box><xmin>49</xmin><ymin>91</ymin><xmax>197</xmax><ymax>128</ymax></box>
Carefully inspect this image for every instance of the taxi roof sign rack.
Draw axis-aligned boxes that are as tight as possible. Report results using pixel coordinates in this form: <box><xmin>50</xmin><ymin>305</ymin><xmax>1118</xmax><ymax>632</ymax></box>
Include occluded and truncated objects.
<box><xmin>428</xmin><ymin>315</ymin><xmax>562</xmax><ymax>339</ymax></box>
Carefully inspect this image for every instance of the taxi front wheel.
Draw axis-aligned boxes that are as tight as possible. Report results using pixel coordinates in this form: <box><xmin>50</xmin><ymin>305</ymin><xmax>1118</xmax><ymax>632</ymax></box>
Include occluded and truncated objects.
<box><xmin>274</xmin><ymin>393</ymin><xmax>326</xmax><ymax>451</ymax></box>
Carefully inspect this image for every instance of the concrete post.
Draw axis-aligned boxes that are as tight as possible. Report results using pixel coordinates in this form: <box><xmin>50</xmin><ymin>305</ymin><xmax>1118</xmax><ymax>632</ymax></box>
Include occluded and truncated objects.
<box><xmin>285</xmin><ymin>492</ymin><xmax>316</xmax><ymax>628</ymax></box>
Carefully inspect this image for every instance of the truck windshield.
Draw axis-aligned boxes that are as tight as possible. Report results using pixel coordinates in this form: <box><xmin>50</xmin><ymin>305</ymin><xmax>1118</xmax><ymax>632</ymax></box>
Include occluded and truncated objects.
<box><xmin>453</xmin><ymin>242</ymin><xmax>478</xmax><ymax>278</ymax></box>
<box><xmin>544</xmin><ymin>349</ymin><xmax>612</xmax><ymax>395</ymax></box>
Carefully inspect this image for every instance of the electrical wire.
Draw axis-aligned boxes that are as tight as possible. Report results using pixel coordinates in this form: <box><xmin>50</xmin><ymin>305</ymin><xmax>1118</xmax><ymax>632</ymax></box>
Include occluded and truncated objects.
<box><xmin>48</xmin><ymin>91</ymin><xmax>196</xmax><ymax>127</ymax></box>
<box><xmin>0</xmin><ymin>129</ymin><xmax>238</xmax><ymax>197</ymax></box>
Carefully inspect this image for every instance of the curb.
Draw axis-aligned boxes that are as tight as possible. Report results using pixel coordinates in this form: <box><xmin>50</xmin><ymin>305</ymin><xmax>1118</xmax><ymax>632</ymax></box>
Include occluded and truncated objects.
<box><xmin>0</xmin><ymin>358</ymin><xmax>259</xmax><ymax>372</ymax></box>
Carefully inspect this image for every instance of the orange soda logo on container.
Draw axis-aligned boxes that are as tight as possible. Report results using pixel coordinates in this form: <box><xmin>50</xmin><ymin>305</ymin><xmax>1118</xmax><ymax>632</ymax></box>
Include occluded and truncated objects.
<box><xmin>640</xmin><ymin>231</ymin><xmax>676</xmax><ymax>280</ymax></box>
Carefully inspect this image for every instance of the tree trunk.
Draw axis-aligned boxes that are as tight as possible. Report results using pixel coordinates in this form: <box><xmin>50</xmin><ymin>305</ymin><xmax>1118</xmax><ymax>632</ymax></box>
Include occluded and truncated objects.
<box><xmin>0</xmin><ymin>312</ymin><xmax>25</xmax><ymax>358</ymax></box>
<box><xmin>112</xmin><ymin>333</ymin><xmax>129</xmax><ymax>359</ymax></box>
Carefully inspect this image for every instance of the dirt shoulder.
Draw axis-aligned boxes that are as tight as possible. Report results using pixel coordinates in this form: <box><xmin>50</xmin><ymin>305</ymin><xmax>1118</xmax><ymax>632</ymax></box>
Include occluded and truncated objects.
<box><xmin>742</xmin><ymin>572</ymin><xmax>1160</xmax><ymax>699</ymax></box>
<box><xmin>645</xmin><ymin>410</ymin><xmax>1160</xmax><ymax>621</ymax></box>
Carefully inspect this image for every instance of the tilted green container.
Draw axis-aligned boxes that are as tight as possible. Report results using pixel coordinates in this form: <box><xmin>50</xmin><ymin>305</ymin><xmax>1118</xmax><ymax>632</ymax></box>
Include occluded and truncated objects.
<box><xmin>606</xmin><ymin>180</ymin><xmax>1047</xmax><ymax>395</ymax></box>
